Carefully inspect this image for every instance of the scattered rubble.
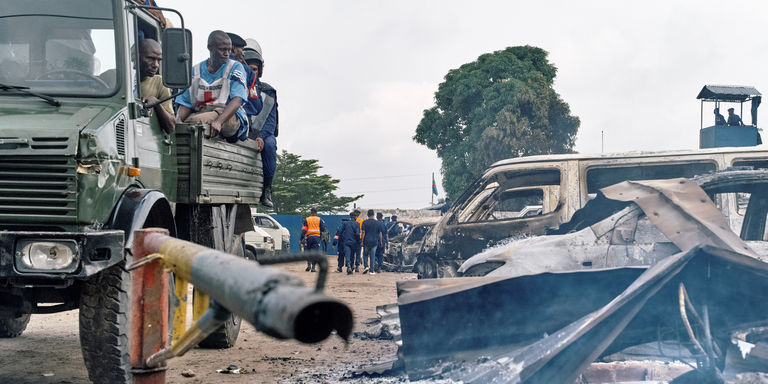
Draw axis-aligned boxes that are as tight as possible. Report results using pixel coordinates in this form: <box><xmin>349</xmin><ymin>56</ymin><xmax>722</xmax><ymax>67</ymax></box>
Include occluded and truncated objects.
<box><xmin>392</xmin><ymin>171</ymin><xmax>768</xmax><ymax>383</ymax></box>
<box><xmin>215</xmin><ymin>365</ymin><xmax>245</xmax><ymax>374</ymax></box>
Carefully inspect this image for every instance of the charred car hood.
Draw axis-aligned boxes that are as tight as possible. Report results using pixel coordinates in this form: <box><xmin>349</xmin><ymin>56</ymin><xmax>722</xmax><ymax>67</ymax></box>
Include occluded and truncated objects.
<box><xmin>0</xmin><ymin>99</ymin><xmax>111</xmax><ymax>156</ymax></box>
<box><xmin>459</xmin><ymin>177</ymin><xmax>762</xmax><ymax>277</ymax></box>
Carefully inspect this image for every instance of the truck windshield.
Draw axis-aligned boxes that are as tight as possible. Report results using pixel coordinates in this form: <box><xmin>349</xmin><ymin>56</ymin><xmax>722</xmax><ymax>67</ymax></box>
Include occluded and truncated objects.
<box><xmin>0</xmin><ymin>1</ymin><xmax>117</xmax><ymax>97</ymax></box>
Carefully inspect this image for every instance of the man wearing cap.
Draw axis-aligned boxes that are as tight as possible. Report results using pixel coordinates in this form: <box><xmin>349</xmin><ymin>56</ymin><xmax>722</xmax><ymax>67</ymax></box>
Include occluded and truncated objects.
<box><xmin>225</xmin><ymin>33</ymin><xmax>261</xmax><ymax>135</ymax></box>
<box><xmin>727</xmin><ymin>108</ymin><xmax>744</xmax><ymax>126</ymax></box>
<box><xmin>241</xmin><ymin>39</ymin><xmax>279</xmax><ymax>209</ymax></box>
<box><xmin>175</xmin><ymin>30</ymin><xmax>249</xmax><ymax>142</ymax></box>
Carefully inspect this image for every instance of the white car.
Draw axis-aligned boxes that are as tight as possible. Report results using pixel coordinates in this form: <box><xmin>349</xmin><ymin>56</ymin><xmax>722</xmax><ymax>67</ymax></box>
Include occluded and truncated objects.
<box><xmin>243</xmin><ymin>226</ymin><xmax>275</xmax><ymax>260</ymax></box>
<box><xmin>252</xmin><ymin>212</ymin><xmax>290</xmax><ymax>253</ymax></box>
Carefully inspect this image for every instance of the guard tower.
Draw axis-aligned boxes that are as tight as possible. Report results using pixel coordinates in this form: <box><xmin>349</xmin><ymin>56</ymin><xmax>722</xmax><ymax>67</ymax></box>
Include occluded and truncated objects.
<box><xmin>697</xmin><ymin>85</ymin><xmax>762</xmax><ymax>148</ymax></box>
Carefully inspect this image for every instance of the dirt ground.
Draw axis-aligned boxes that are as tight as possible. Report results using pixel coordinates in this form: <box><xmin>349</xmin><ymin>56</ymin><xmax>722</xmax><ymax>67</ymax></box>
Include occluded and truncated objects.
<box><xmin>0</xmin><ymin>256</ymin><xmax>414</xmax><ymax>384</ymax></box>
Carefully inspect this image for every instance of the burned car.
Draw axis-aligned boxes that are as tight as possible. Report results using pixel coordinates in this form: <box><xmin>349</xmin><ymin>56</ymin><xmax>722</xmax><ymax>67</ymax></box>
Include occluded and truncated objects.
<box><xmin>395</xmin><ymin>169</ymin><xmax>768</xmax><ymax>383</ymax></box>
<box><xmin>414</xmin><ymin>147</ymin><xmax>768</xmax><ymax>278</ymax></box>
<box><xmin>382</xmin><ymin>217</ymin><xmax>439</xmax><ymax>271</ymax></box>
<box><xmin>458</xmin><ymin>169</ymin><xmax>768</xmax><ymax>277</ymax></box>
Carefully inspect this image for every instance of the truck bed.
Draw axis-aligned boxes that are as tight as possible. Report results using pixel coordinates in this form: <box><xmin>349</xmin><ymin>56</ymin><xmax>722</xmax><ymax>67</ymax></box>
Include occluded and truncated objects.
<box><xmin>175</xmin><ymin>123</ymin><xmax>263</xmax><ymax>204</ymax></box>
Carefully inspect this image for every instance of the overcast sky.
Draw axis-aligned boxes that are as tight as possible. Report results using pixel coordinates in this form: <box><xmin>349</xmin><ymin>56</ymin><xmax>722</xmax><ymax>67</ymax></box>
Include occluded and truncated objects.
<box><xmin>161</xmin><ymin>0</ymin><xmax>768</xmax><ymax>210</ymax></box>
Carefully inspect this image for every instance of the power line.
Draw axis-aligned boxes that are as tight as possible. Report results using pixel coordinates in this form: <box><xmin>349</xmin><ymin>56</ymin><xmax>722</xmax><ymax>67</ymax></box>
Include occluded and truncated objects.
<box><xmin>342</xmin><ymin>173</ymin><xmax>431</xmax><ymax>181</ymax></box>
<box><xmin>357</xmin><ymin>200</ymin><xmax>435</xmax><ymax>207</ymax></box>
<box><xmin>338</xmin><ymin>186</ymin><xmax>426</xmax><ymax>195</ymax></box>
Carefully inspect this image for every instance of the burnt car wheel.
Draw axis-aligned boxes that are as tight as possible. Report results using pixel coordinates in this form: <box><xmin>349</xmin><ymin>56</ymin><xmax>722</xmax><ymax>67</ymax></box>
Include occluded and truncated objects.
<box><xmin>437</xmin><ymin>263</ymin><xmax>457</xmax><ymax>278</ymax></box>
<box><xmin>414</xmin><ymin>255</ymin><xmax>437</xmax><ymax>279</ymax></box>
<box><xmin>0</xmin><ymin>312</ymin><xmax>30</xmax><ymax>338</ymax></box>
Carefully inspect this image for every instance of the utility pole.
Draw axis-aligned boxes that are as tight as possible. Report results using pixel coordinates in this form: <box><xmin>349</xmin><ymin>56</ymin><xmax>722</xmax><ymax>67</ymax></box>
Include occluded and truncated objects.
<box><xmin>601</xmin><ymin>130</ymin><xmax>604</xmax><ymax>153</ymax></box>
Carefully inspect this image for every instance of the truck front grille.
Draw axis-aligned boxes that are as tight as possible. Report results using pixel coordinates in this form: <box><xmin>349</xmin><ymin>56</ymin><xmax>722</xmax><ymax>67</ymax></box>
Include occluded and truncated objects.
<box><xmin>0</xmin><ymin>156</ymin><xmax>77</xmax><ymax>224</ymax></box>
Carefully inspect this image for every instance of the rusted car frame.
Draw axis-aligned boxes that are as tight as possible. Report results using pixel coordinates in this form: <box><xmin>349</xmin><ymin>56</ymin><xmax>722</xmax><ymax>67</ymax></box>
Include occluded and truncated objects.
<box><xmin>397</xmin><ymin>170</ymin><xmax>768</xmax><ymax>382</ymax></box>
<box><xmin>415</xmin><ymin>147</ymin><xmax>768</xmax><ymax>278</ymax></box>
<box><xmin>383</xmin><ymin>217</ymin><xmax>439</xmax><ymax>270</ymax></box>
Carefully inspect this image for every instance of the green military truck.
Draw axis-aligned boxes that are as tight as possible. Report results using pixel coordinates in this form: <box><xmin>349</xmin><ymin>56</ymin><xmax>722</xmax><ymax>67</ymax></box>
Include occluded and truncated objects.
<box><xmin>0</xmin><ymin>1</ymin><xmax>263</xmax><ymax>382</ymax></box>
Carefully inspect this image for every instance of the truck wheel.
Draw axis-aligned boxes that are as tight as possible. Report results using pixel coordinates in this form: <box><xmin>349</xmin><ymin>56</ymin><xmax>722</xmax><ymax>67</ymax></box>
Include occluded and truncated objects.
<box><xmin>198</xmin><ymin>234</ymin><xmax>243</xmax><ymax>349</ymax></box>
<box><xmin>197</xmin><ymin>312</ymin><xmax>242</xmax><ymax>349</ymax></box>
<box><xmin>244</xmin><ymin>248</ymin><xmax>258</xmax><ymax>261</ymax></box>
<box><xmin>79</xmin><ymin>262</ymin><xmax>132</xmax><ymax>384</ymax></box>
<box><xmin>0</xmin><ymin>313</ymin><xmax>30</xmax><ymax>338</ymax></box>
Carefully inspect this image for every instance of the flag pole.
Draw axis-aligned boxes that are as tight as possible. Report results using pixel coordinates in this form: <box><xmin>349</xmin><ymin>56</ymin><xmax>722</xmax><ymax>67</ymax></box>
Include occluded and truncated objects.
<box><xmin>431</xmin><ymin>172</ymin><xmax>434</xmax><ymax>205</ymax></box>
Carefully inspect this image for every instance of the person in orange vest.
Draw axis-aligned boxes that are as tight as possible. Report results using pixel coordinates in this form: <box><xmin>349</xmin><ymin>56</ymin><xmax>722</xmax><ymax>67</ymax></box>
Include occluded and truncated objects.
<box><xmin>352</xmin><ymin>210</ymin><xmax>364</xmax><ymax>273</ymax></box>
<box><xmin>301</xmin><ymin>208</ymin><xmax>326</xmax><ymax>272</ymax></box>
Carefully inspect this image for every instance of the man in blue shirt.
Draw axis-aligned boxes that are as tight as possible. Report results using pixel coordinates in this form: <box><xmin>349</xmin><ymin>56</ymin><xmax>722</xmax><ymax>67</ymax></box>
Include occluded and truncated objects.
<box><xmin>339</xmin><ymin>212</ymin><xmax>361</xmax><ymax>275</ymax></box>
<box><xmin>332</xmin><ymin>220</ymin><xmax>347</xmax><ymax>273</ymax></box>
<box><xmin>361</xmin><ymin>209</ymin><xmax>383</xmax><ymax>275</ymax></box>
<box><xmin>175</xmin><ymin>30</ymin><xmax>248</xmax><ymax>142</ymax></box>
<box><xmin>727</xmin><ymin>107</ymin><xmax>744</xmax><ymax>126</ymax></box>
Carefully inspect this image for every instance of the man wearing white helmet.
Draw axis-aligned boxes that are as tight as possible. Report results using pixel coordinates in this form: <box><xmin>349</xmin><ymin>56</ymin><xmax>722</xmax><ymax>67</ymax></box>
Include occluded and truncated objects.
<box><xmin>242</xmin><ymin>38</ymin><xmax>278</xmax><ymax>208</ymax></box>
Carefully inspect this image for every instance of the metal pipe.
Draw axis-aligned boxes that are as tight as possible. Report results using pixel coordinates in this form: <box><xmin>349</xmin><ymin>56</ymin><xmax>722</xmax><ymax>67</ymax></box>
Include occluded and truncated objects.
<box><xmin>146</xmin><ymin>301</ymin><xmax>231</xmax><ymax>367</ymax></box>
<box><xmin>143</xmin><ymin>232</ymin><xmax>353</xmax><ymax>344</ymax></box>
<box><xmin>258</xmin><ymin>251</ymin><xmax>328</xmax><ymax>292</ymax></box>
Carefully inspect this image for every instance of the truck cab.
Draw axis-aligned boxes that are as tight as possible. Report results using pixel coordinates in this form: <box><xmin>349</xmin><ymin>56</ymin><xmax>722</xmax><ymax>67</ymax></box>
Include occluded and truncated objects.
<box><xmin>0</xmin><ymin>2</ymin><xmax>263</xmax><ymax>383</ymax></box>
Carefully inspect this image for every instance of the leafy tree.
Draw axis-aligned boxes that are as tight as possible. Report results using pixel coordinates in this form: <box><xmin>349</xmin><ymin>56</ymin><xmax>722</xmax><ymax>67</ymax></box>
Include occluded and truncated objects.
<box><xmin>271</xmin><ymin>150</ymin><xmax>362</xmax><ymax>215</ymax></box>
<box><xmin>414</xmin><ymin>46</ymin><xmax>580</xmax><ymax>198</ymax></box>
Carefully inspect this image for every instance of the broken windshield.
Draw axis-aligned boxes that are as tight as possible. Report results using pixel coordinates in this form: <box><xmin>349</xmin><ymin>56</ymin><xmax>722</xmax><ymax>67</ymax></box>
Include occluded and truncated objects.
<box><xmin>0</xmin><ymin>1</ymin><xmax>117</xmax><ymax>96</ymax></box>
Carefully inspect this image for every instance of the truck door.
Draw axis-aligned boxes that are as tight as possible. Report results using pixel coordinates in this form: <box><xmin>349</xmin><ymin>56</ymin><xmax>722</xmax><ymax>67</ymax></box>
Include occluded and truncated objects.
<box><xmin>127</xmin><ymin>11</ymin><xmax>177</xmax><ymax>197</ymax></box>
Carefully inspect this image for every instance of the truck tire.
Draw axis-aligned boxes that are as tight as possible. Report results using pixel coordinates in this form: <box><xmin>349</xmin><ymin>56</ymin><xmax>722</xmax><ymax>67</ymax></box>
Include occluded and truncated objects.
<box><xmin>198</xmin><ymin>234</ymin><xmax>243</xmax><ymax>349</ymax></box>
<box><xmin>245</xmin><ymin>248</ymin><xmax>258</xmax><ymax>261</ymax></box>
<box><xmin>79</xmin><ymin>262</ymin><xmax>132</xmax><ymax>384</ymax></box>
<box><xmin>0</xmin><ymin>313</ymin><xmax>30</xmax><ymax>338</ymax></box>
<box><xmin>197</xmin><ymin>311</ymin><xmax>242</xmax><ymax>349</ymax></box>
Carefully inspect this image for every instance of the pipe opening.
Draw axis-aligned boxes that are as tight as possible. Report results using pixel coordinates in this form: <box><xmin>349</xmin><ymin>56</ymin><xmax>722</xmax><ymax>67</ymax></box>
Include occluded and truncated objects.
<box><xmin>293</xmin><ymin>300</ymin><xmax>353</xmax><ymax>344</ymax></box>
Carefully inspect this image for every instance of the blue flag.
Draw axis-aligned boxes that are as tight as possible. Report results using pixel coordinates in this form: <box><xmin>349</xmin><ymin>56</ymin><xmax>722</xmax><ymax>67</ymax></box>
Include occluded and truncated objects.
<box><xmin>432</xmin><ymin>174</ymin><xmax>438</xmax><ymax>196</ymax></box>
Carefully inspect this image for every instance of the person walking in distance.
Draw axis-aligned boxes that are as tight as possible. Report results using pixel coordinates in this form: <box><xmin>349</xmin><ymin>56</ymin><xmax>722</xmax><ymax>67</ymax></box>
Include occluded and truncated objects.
<box><xmin>361</xmin><ymin>210</ymin><xmax>383</xmax><ymax>275</ymax></box>
<box><xmin>301</xmin><ymin>208</ymin><xmax>326</xmax><ymax>272</ymax></box>
<box><xmin>333</xmin><ymin>219</ymin><xmax>347</xmax><ymax>272</ymax></box>
<box><xmin>375</xmin><ymin>212</ymin><xmax>388</xmax><ymax>273</ymax></box>
<box><xmin>352</xmin><ymin>210</ymin><xmax>363</xmax><ymax>272</ymax></box>
<box><xmin>339</xmin><ymin>212</ymin><xmax>360</xmax><ymax>274</ymax></box>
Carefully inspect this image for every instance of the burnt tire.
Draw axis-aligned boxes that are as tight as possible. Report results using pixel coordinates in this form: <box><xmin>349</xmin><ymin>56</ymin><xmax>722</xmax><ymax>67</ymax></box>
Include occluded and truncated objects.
<box><xmin>414</xmin><ymin>255</ymin><xmax>437</xmax><ymax>279</ymax></box>
<box><xmin>79</xmin><ymin>262</ymin><xmax>132</xmax><ymax>384</ymax></box>
<box><xmin>0</xmin><ymin>313</ymin><xmax>30</xmax><ymax>338</ymax></box>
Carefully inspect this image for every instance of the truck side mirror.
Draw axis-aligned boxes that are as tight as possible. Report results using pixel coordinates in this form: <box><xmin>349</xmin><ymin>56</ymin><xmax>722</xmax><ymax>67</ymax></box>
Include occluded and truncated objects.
<box><xmin>161</xmin><ymin>28</ymin><xmax>193</xmax><ymax>89</ymax></box>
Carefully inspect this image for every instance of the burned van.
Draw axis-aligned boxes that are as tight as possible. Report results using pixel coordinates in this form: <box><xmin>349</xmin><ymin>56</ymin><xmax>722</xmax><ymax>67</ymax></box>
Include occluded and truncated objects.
<box><xmin>414</xmin><ymin>146</ymin><xmax>768</xmax><ymax>278</ymax></box>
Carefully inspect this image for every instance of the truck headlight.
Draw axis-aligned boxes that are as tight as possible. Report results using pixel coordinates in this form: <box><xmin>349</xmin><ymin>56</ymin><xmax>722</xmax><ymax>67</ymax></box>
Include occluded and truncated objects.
<box><xmin>16</xmin><ymin>240</ymin><xmax>79</xmax><ymax>272</ymax></box>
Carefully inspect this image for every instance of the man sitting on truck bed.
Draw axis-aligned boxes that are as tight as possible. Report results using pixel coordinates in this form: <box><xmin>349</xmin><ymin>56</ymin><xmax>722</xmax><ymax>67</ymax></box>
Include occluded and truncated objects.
<box><xmin>175</xmin><ymin>30</ymin><xmax>249</xmax><ymax>142</ymax></box>
<box><xmin>139</xmin><ymin>38</ymin><xmax>175</xmax><ymax>134</ymax></box>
